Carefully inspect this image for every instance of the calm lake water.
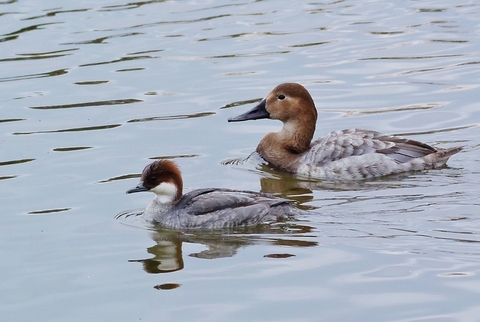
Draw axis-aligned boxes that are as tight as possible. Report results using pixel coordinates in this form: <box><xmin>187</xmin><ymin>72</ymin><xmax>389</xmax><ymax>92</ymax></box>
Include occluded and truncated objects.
<box><xmin>1</xmin><ymin>0</ymin><xmax>480</xmax><ymax>321</ymax></box>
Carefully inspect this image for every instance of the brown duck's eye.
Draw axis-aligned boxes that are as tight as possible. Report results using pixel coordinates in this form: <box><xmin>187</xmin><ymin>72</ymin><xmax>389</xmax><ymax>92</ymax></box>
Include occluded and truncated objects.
<box><xmin>278</xmin><ymin>94</ymin><xmax>286</xmax><ymax>100</ymax></box>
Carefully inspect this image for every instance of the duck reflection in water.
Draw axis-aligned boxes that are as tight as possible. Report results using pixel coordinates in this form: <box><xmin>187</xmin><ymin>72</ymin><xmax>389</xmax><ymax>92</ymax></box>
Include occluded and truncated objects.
<box><xmin>117</xmin><ymin>213</ymin><xmax>316</xmax><ymax>274</ymax></box>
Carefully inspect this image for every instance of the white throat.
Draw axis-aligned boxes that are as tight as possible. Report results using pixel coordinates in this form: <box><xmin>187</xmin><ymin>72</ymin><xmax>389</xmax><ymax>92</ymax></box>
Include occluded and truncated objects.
<box><xmin>150</xmin><ymin>182</ymin><xmax>178</xmax><ymax>204</ymax></box>
<box><xmin>282</xmin><ymin>120</ymin><xmax>297</xmax><ymax>136</ymax></box>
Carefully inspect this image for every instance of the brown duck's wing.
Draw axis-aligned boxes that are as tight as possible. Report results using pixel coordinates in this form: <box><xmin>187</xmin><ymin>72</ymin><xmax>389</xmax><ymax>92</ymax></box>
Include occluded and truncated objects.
<box><xmin>309</xmin><ymin>129</ymin><xmax>440</xmax><ymax>165</ymax></box>
<box><xmin>308</xmin><ymin>129</ymin><xmax>393</xmax><ymax>166</ymax></box>
<box><xmin>375</xmin><ymin>135</ymin><xmax>437</xmax><ymax>164</ymax></box>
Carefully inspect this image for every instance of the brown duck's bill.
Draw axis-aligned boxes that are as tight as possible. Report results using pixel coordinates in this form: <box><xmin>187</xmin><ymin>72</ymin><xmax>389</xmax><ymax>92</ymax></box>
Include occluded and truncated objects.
<box><xmin>227</xmin><ymin>99</ymin><xmax>270</xmax><ymax>122</ymax></box>
<box><xmin>126</xmin><ymin>182</ymin><xmax>149</xmax><ymax>194</ymax></box>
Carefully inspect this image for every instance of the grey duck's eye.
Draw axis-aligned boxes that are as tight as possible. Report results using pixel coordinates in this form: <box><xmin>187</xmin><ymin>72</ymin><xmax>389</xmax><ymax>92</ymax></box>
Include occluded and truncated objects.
<box><xmin>147</xmin><ymin>176</ymin><xmax>156</xmax><ymax>184</ymax></box>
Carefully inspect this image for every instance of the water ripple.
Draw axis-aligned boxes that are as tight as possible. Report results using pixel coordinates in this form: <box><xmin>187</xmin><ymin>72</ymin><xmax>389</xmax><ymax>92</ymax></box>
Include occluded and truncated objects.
<box><xmin>0</xmin><ymin>68</ymin><xmax>68</xmax><ymax>82</ymax></box>
<box><xmin>375</xmin><ymin>59</ymin><xmax>480</xmax><ymax>78</ymax></box>
<box><xmin>78</xmin><ymin>54</ymin><xmax>157</xmax><ymax>67</ymax></box>
<box><xmin>62</xmin><ymin>32</ymin><xmax>145</xmax><ymax>45</ymax></box>
<box><xmin>334</xmin><ymin>102</ymin><xmax>446</xmax><ymax>117</ymax></box>
<box><xmin>29</xmin><ymin>98</ymin><xmax>142</xmax><ymax>110</ymax></box>
<box><xmin>0</xmin><ymin>35</ymin><xmax>18</xmax><ymax>43</ymax></box>
<box><xmin>13</xmin><ymin>124</ymin><xmax>121</xmax><ymax>135</ymax></box>
<box><xmin>359</xmin><ymin>53</ymin><xmax>466</xmax><ymax>60</ymax></box>
<box><xmin>99</xmin><ymin>173</ymin><xmax>140</xmax><ymax>184</ymax></box>
<box><xmin>1</xmin><ymin>0</ymin><xmax>479</xmax><ymax>319</ymax></box>
<box><xmin>221</xmin><ymin>98</ymin><xmax>263</xmax><ymax>109</ymax></box>
<box><xmin>394</xmin><ymin>123</ymin><xmax>477</xmax><ymax>137</ymax></box>
<box><xmin>3</xmin><ymin>22</ymin><xmax>61</xmax><ymax>36</ymax></box>
<box><xmin>127</xmin><ymin>112</ymin><xmax>214</xmax><ymax>123</ymax></box>
<box><xmin>23</xmin><ymin>8</ymin><xmax>90</xmax><ymax>21</ymax></box>
<box><xmin>100</xmin><ymin>1</ymin><xmax>168</xmax><ymax>11</ymax></box>
<box><xmin>0</xmin><ymin>118</ymin><xmax>24</xmax><ymax>123</ymax></box>
<box><xmin>0</xmin><ymin>158</ymin><xmax>35</xmax><ymax>167</ymax></box>
<box><xmin>0</xmin><ymin>175</ymin><xmax>17</xmax><ymax>181</ymax></box>
<box><xmin>0</xmin><ymin>48</ymin><xmax>77</xmax><ymax>62</ymax></box>
<box><xmin>28</xmin><ymin>208</ymin><xmax>71</xmax><ymax>215</ymax></box>
<box><xmin>53</xmin><ymin>146</ymin><xmax>92</xmax><ymax>152</ymax></box>
<box><xmin>74</xmin><ymin>80</ymin><xmax>109</xmax><ymax>85</ymax></box>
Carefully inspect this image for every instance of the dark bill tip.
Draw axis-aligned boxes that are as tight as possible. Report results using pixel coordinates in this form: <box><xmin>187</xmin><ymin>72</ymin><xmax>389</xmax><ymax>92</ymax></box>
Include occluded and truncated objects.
<box><xmin>227</xmin><ymin>99</ymin><xmax>269</xmax><ymax>122</ymax></box>
<box><xmin>126</xmin><ymin>182</ymin><xmax>149</xmax><ymax>194</ymax></box>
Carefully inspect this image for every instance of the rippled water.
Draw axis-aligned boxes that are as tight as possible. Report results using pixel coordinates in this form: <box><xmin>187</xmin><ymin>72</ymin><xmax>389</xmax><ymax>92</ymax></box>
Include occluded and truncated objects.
<box><xmin>1</xmin><ymin>0</ymin><xmax>480</xmax><ymax>321</ymax></box>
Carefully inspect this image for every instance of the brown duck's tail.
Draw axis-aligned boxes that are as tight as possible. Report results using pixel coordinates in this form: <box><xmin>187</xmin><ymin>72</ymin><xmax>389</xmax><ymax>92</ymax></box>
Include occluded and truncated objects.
<box><xmin>431</xmin><ymin>146</ymin><xmax>463</xmax><ymax>168</ymax></box>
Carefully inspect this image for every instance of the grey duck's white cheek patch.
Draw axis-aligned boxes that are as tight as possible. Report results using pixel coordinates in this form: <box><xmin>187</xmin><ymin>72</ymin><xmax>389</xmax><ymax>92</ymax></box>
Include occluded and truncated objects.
<box><xmin>150</xmin><ymin>182</ymin><xmax>178</xmax><ymax>203</ymax></box>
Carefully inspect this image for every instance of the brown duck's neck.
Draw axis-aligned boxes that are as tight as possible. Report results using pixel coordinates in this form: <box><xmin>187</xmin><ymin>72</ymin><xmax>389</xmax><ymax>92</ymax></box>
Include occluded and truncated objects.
<box><xmin>257</xmin><ymin>132</ymin><xmax>310</xmax><ymax>172</ymax></box>
<box><xmin>281</xmin><ymin>119</ymin><xmax>315</xmax><ymax>152</ymax></box>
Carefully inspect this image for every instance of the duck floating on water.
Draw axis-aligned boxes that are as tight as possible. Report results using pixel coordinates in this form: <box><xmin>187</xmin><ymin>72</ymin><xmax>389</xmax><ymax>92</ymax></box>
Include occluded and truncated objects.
<box><xmin>127</xmin><ymin>160</ymin><xmax>304</xmax><ymax>229</ymax></box>
<box><xmin>228</xmin><ymin>83</ymin><xmax>462</xmax><ymax>181</ymax></box>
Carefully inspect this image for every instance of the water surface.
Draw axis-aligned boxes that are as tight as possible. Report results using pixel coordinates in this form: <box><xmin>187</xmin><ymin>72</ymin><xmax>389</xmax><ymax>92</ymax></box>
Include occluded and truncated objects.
<box><xmin>1</xmin><ymin>0</ymin><xmax>480</xmax><ymax>321</ymax></box>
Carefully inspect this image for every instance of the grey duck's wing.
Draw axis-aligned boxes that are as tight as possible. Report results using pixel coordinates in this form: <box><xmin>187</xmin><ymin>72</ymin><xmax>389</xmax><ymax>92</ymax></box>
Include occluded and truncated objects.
<box><xmin>175</xmin><ymin>188</ymin><xmax>288</xmax><ymax>216</ymax></box>
<box><xmin>174</xmin><ymin>189</ymin><xmax>296</xmax><ymax>228</ymax></box>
